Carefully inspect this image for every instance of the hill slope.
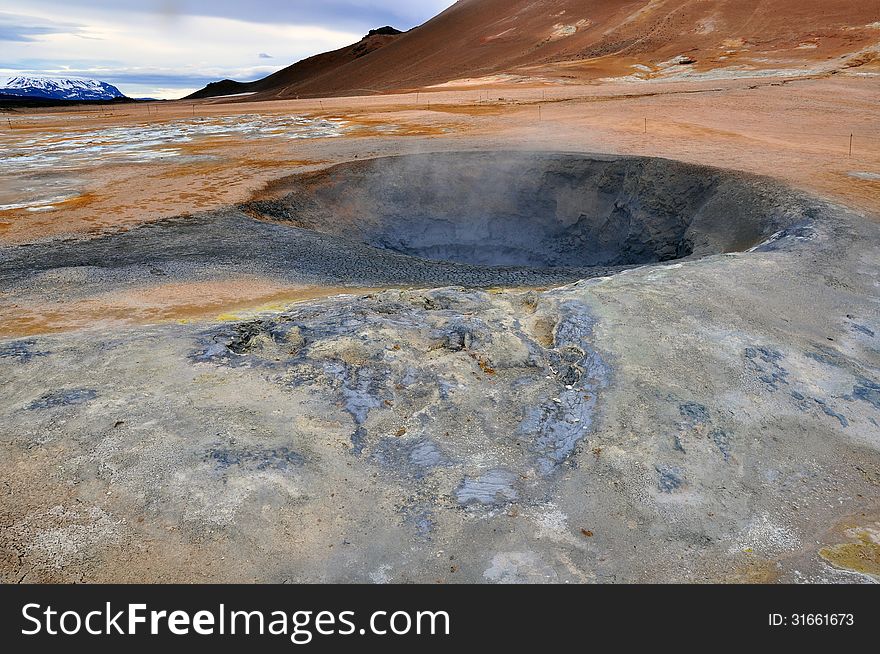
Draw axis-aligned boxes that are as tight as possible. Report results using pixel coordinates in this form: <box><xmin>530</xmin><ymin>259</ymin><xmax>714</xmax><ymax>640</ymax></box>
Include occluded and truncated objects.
<box><xmin>185</xmin><ymin>27</ymin><xmax>402</xmax><ymax>100</ymax></box>
<box><xmin>196</xmin><ymin>0</ymin><xmax>880</xmax><ymax>100</ymax></box>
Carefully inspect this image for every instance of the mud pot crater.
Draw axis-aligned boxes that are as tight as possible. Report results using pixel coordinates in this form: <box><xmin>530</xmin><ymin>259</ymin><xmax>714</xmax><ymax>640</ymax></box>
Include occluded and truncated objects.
<box><xmin>1</xmin><ymin>152</ymin><xmax>821</xmax><ymax>293</ymax></box>
<box><xmin>245</xmin><ymin>151</ymin><xmax>814</xmax><ymax>274</ymax></box>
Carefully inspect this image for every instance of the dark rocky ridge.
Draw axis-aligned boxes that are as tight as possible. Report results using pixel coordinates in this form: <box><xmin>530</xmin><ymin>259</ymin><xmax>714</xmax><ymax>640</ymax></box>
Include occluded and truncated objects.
<box><xmin>185</xmin><ymin>27</ymin><xmax>404</xmax><ymax>100</ymax></box>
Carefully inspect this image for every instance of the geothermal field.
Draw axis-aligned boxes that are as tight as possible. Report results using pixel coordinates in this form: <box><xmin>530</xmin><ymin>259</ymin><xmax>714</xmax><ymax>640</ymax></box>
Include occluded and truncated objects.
<box><xmin>1</xmin><ymin>1</ymin><xmax>879</xmax><ymax>585</ymax></box>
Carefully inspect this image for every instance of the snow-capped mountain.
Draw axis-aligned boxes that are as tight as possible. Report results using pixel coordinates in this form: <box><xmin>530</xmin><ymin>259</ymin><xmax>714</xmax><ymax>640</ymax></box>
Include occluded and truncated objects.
<box><xmin>0</xmin><ymin>76</ymin><xmax>125</xmax><ymax>100</ymax></box>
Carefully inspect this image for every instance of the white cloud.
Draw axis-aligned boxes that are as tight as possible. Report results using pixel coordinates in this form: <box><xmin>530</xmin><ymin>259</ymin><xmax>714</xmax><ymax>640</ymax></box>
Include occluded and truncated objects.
<box><xmin>1</xmin><ymin>1</ymin><xmax>447</xmax><ymax>98</ymax></box>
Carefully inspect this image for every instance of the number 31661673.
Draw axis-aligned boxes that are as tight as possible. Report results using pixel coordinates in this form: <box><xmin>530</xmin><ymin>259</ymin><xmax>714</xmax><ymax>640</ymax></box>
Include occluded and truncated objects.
<box><xmin>769</xmin><ymin>614</ymin><xmax>854</xmax><ymax>626</ymax></box>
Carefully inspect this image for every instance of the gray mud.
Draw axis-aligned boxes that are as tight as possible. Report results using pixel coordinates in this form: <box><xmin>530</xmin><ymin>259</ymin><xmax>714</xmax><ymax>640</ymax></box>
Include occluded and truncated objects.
<box><xmin>1</xmin><ymin>152</ymin><xmax>878</xmax><ymax>584</ymax></box>
<box><xmin>244</xmin><ymin>152</ymin><xmax>811</xmax><ymax>269</ymax></box>
<box><xmin>1</xmin><ymin>152</ymin><xmax>816</xmax><ymax>292</ymax></box>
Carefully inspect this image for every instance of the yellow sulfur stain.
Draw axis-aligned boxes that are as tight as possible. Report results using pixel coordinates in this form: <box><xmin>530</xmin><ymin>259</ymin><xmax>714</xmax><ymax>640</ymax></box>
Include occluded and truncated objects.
<box><xmin>0</xmin><ymin>280</ymin><xmax>382</xmax><ymax>337</ymax></box>
<box><xmin>725</xmin><ymin>560</ymin><xmax>782</xmax><ymax>584</ymax></box>
<box><xmin>214</xmin><ymin>286</ymin><xmax>381</xmax><ymax>322</ymax></box>
<box><xmin>819</xmin><ymin>526</ymin><xmax>880</xmax><ymax>578</ymax></box>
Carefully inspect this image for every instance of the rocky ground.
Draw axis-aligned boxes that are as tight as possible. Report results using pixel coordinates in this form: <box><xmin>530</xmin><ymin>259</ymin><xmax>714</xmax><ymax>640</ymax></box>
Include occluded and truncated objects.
<box><xmin>1</xmin><ymin>72</ymin><xmax>878</xmax><ymax>584</ymax></box>
<box><xmin>1</xmin><ymin>157</ymin><xmax>878</xmax><ymax>582</ymax></box>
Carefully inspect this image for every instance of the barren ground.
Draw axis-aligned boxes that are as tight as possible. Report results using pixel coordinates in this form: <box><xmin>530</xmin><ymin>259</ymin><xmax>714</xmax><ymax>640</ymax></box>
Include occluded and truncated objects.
<box><xmin>1</xmin><ymin>72</ymin><xmax>878</xmax><ymax>583</ymax></box>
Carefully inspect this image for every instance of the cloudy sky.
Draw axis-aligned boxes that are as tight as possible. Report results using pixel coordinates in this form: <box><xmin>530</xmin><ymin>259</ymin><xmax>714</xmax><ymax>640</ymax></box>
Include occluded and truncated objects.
<box><xmin>0</xmin><ymin>1</ymin><xmax>456</xmax><ymax>98</ymax></box>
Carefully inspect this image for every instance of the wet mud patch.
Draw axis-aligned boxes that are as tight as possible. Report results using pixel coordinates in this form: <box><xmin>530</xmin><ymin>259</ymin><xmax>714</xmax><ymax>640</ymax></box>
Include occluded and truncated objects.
<box><xmin>190</xmin><ymin>287</ymin><xmax>611</xmax><ymax>530</ymax></box>
<box><xmin>655</xmin><ymin>465</ymin><xmax>686</xmax><ymax>493</ymax></box>
<box><xmin>743</xmin><ymin>344</ymin><xmax>865</xmax><ymax>431</ymax></box>
<box><xmin>744</xmin><ymin>346</ymin><xmax>789</xmax><ymax>392</ymax></box>
<box><xmin>515</xmin><ymin>300</ymin><xmax>608</xmax><ymax>472</ymax></box>
<box><xmin>853</xmin><ymin>379</ymin><xmax>880</xmax><ymax>411</ymax></box>
<box><xmin>370</xmin><ymin>437</ymin><xmax>451</xmax><ymax>480</ymax></box>
<box><xmin>0</xmin><ymin>339</ymin><xmax>48</xmax><ymax>362</ymax></box>
<box><xmin>455</xmin><ymin>470</ymin><xmax>520</xmax><ymax>506</ymax></box>
<box><xmin>206</xmin><ymin>445</ymin><xmax>305</xmax><ymax>472</ymax></box>
<box><xmin>27</xmin><ymin>388</ymin><xmax>97</xmax><ymax>410</ymax></box>
<box><xmin>0</xmin><ymin>114</ymin><xmax>348</xmax><ymax>175</ymax></box>
<box><xmin>662</xmin><ymin>399</ymin><xmax>735</xmax><ymax>463</ymax></box>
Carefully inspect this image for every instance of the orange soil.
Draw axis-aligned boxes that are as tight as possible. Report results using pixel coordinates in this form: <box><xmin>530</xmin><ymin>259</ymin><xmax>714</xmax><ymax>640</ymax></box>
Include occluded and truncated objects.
<box><xmin>220</xmin><ymin>0</ymin><xmax>880</xmax><ymax>99</ymax></box>
<box><xmin>0</xmin><ymin>278</ymin><xmax>381</xmax><ymax>337</ymax></box>
<box><xmin>1</xmin><ymin>73</ymin><xmax>877</xmax><ymax>335</ymax></box>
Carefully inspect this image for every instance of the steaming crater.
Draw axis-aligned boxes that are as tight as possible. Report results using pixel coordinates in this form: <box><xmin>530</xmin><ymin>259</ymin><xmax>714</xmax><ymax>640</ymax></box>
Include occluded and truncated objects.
<box><xmin>245</xmin><ymin>151</ymin><xmax>809</xmax><ymax>272</ymax></box>
<box><xmin>2</xmin><ymin>152</ymin><xmax>818</xmax><ymax>293</ymax></box>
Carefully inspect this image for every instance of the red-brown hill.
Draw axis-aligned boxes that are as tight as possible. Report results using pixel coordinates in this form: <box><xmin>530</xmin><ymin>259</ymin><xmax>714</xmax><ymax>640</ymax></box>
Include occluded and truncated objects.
<box><xmin>191</xmin><ymin>1</ymin><xmax>880</xmax><ymax>100</ymax></box>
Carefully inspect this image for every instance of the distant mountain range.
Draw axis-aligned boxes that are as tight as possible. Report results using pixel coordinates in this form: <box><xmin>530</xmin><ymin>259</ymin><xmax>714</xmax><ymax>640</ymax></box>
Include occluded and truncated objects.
<box><xmin>0</xmin><ymin>76</ymin><xmax>126</xmax><ymax>101</ymax></box>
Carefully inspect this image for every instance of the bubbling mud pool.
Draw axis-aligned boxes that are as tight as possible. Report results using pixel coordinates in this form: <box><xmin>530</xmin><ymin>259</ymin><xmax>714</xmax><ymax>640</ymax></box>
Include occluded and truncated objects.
<box><xmin>0</xmin><ymin>152</ymin><xmax>820</xmax><ymax>294</ymax></box>
<box><xmin>243</xmin><ymin>151</ymin><xmax>816</xmax><ymax>279</ymax></box>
